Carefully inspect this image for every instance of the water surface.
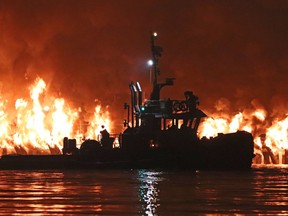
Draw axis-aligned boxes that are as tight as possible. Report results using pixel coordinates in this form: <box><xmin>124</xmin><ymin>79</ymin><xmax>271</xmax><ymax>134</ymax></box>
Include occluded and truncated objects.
<box><xmin>0</xmin><ymin>165</ymin><xmax>287</xmax><ymax>215</ymax></box>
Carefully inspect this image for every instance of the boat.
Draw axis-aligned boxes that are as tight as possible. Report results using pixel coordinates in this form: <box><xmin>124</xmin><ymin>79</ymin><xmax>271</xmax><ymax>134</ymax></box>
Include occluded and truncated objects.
<box><xmin>0</xmin><ymin>32</ymin><xmax>255</xmax><ymax>170</ymax></box>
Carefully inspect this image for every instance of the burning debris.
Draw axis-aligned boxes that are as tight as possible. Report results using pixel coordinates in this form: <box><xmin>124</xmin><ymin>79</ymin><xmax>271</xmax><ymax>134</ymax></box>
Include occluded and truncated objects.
<box><xmin>0</xmin><ymin>76</ymin><xmax>287</xmax><ymax>165</ymax></box>
<box><xmin>199</xmin><ymin>102</ymin><xmax>288</xmax><ymax>165</ymax></box>
<box><xmin>0</xmin><ymin>77</ymin><xmax>113</xmax><ymax>156</ymax></box>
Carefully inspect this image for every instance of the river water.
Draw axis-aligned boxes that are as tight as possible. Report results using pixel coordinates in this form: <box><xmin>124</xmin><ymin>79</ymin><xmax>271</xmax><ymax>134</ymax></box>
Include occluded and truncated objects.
<box><xmin>0</xmin><ymin>165</ymin><xmax>287</xmax><ymax>215</ymax></box>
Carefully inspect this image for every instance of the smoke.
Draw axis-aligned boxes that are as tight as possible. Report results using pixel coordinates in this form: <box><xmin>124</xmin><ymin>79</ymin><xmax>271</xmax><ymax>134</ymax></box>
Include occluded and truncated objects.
<box><xmin>0</xmin><ymin>0</ymin><xmax>288</xmax><ymax>130</ymax></box>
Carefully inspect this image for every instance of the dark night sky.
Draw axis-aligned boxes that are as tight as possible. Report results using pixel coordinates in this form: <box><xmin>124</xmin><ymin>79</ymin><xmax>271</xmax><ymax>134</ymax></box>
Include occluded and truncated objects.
<box><xmin>0</xmin><ymin>0</ymin><xmax>288</xmax><ymax>126</ymax></box>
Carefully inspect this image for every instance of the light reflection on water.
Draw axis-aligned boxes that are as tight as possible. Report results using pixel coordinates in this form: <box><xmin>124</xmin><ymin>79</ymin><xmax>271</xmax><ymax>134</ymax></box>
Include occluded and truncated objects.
<box><xmin>0</xmin><ymin>166</ymin><xmax>286</xmax><ymax>215</ymax></box>
<box><xmin>137</xmin><ymin>170</ymin><xmax>163</xmax><ymax>215</ymax></box>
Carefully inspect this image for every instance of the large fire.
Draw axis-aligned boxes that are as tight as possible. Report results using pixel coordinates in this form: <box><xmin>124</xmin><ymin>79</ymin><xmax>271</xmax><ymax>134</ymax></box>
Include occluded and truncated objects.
<box><xmin>0</xmin><ymin>77</ymin><xmax>112</xmax><ymax>156</ymax></box>
<box><xmin>199</xmin><ymin>103</ymin><xmax>287</xmax><ymax>164</ymax></box>
<box><xmin>0</xmin><ymin>77</ymin><xmax>286</xmax><ymax>164</ymax></box>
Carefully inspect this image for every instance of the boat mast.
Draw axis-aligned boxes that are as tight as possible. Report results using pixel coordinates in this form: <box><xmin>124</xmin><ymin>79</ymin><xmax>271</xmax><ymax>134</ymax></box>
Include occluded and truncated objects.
<box><xmin>151</xmin><ymin>32</ymin><xmax>162</xmax><ymax>87</ymax></box>
<box><xmin>150</xmin><ymin>32</ymin><xmax>163</xmax><ymax>100</ymax></box>
<box><xmin>149</xmin><ymin>32</ymin><xmax>174</xmax><ymax>101</ymax></box>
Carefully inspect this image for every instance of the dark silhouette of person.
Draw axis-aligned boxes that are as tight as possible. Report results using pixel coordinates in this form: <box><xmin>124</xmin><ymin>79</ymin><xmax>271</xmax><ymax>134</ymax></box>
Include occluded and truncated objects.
<box><xmin>100</xmin><ymin>125</ymin><xmax>110</xmax><ymax>140</ymax></box>
<box><xmin>100</xmin><ymin>125</ymin><xmax>114</xmax><ymax>149</ymax></box>
<box><xmin>184</xmin><ymin>91</ymin><xmax>199</xmax><ymax>112</ymax></box>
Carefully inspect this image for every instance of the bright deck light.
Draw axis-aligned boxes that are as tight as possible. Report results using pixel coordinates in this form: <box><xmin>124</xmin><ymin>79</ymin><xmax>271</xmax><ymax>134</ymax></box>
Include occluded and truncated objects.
<box><xmin>147</xmin><ymin>60</ymin><xmax>153</xmax><ymax>66</ymax></box>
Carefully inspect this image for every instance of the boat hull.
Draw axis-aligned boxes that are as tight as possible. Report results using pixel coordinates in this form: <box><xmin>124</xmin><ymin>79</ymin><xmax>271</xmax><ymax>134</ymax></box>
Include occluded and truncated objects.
<box><xmin>0</xmin><ymin>131</ymin><xmax>254</xmax><ymax>170</ymax></box>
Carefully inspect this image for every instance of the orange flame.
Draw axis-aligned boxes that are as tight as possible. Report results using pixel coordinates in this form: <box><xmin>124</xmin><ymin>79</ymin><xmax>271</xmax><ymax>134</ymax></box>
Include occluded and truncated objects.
<box><xmin>1</xmin><ymin>77</ymin><xmax>287</xmax><ymax>165</ymax></box>
<box><xmin>199</xmin><ymin>101</ymin><xmax>288</xmax><ymax>164</ymax></box>
<box><xmin>86</xmin><ymin>103</ymin><xmax>112</xmax><ymax>141</ymax></box>
<box><xmin>0</xmin><ymin>77</ymin><xmax>114</xmax><ymax>155</ymax></box>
